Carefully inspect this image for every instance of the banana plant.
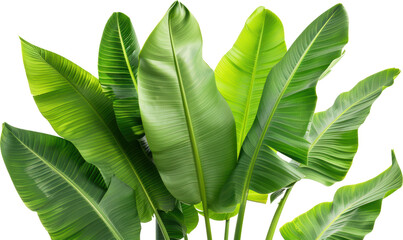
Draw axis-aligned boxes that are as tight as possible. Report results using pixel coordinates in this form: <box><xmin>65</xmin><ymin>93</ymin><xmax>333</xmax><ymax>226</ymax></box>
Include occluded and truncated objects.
<box><xmin>1</xmin><ymin>1</ymin><xmax>401</xmax><ymax>240</ymax></box>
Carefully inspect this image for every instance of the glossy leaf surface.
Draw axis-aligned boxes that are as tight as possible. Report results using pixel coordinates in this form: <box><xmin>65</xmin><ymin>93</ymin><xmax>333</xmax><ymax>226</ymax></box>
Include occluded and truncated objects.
<box><xmin>1</xmin><ymin>124</ymin><xmax>141</xmax><ymax>240</ymax></box>
<box><xmin>20</xmin><ymin>39</ymin><xmax>175</xmax><ymax>221</ymax></box>
<box><xmin>302</xmin><ymin>68</ymin><xmax>400</xmax><ymax>185</ymax></box>
<box><xmin>138</xmin><ymin>2</ymin><xmax>237</xmax><ymax>208</ymax></box>
<box><xmin>281</xmin><ymin>151</ymin><xmax>402</xmax><ymax>240</ymax></box>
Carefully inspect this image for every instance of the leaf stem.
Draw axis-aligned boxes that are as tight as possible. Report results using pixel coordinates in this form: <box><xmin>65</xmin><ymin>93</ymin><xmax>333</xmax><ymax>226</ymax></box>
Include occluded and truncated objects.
<box><xmin>265</xmin><ymin>185</ymin><xmax>294</xmax><ymax>240</ymax></box>
<box><xmin>234</xmin><ymin>191</ymin><xmax>248</xmax><ymax>240</ymax></box>
<box><xmin>155</xmin><ymin>213</ymin><xmax>171</xmax><ymax>240</ymax></box>
<box><xmin>224</xmin><ymin>219</ymin><xmax>230</xmax><ymax>240</ymax></box>
<box><xmin>204</xmin><ymin>212</ymin><xmax>213</xmax><ymax>240</ymax></box>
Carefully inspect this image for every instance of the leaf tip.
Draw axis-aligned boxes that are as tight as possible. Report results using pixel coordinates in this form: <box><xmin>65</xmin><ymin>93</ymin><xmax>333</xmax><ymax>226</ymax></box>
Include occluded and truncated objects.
<box><xmin>391</xmin><ymin>149</ymin><xmax>397</xmax><ymax>163</ymax></box>
<box><xmin>2</xmin><ymin>122</ymin><xmax>12</xmax><ymax>132</ymax></box>
<box><xmin>333</xmin><ymin>3</ymin><xmax>345</xmax><ymax>12</ymax></box>
<box><xmin>169</xmin><ymin>0</ymin><xmax>188</xmax><ymax>17</ymax></box>
<box><xmin>19</xmin><ymin>37</ymin><xmax>37</xmax><ymax>54</ymax></box>
<box><xmin>392</xmin><ymin>68</ymin><xmax>401</xmax><ymax>79</ymax></box>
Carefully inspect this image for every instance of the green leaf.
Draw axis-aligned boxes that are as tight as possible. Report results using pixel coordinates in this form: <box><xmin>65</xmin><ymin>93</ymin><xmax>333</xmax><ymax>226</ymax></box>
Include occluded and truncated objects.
<box><xmin>195</xmin><ymin>203</ymin><xmax>240</xmax><ymax>221</ymax></box>
<box><xmin>157</xmin><ymin>203</ymin><xmax>199</xmax><ymax>239</ymax></box>
<box><xmin>246</xmin><ymin>3</ymin><xmax>348</xmax><ymax>163</ymax></box>
<box><xmin>280</xmin><ymin>150</ymin><xmax>402</xmax><ymax>240</ymax></box>
<box><xmin>270</xmin><ymin>188</ymin><xmax>286</xmax><ymax>203</ymax></box>
<box><xmin>138</xmin><ymin>1</ymin><xmax>237</xmax><ymax>209</ymax></box>
<box><xmin>98</xmin><ymin>12</ymin><xmax>144</xmax><ymax>141</ymax></box>
<box><xmin>216</xmin><ymin>146</ymin><xmax>303</xmax><ymax>212</ymax></box>
<box><xmin>181</xmin><ymin>204</ymin><xmax>199</xmax><ymax>234</ymax></box>
<box><xmin>215</xmin><ymin>4</ymin><xmax>348</xmax><ymax>212</ymax></box>
<box><xmin>247</xmin><ymin>190</ymin><xmax>268</xmax><ymax>204</ymax></box>
<box><xmin>0</xmin><ymin>123</ymin><xmax>141</xmax><ymax>240</ymax></box>
<box><xmin>215</xmin><ymin>6</ymin><xmax>286</xmax><ymax>154</ymax></box>
<box><xmin>20</xmin><ymin>39</ymin><xmax>175</xmax><ymax>222</ymax></box>
<box><xmin>302</xmin><ymin>68</ymin><xmax>400</xmax><ymax>185</ymax></box>
<box><xmin>157</xmin><ymin>208</ymin><xmax>185</xmax><ymax>240</ymax></box>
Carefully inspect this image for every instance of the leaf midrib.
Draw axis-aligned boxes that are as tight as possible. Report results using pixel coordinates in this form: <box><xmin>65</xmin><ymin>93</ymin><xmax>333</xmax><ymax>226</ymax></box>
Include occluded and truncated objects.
<box><xmin>240</xmin><ymin>9</ymin><xmax>339</xmax><ymax>201</ymax></box>
<box><xmin>116</xmin><ymin>13</ymin><xmax>138</xmax><ymax>92</ymax></box>
<box><xmin>8</xmin><ymin>129</ymin><xmax>124</xmax><ymax>240</ymax></box>
<box><xmin>30</xmin><ymin>46</ymin><xmax>158</xmax><ymax>219</ymax></box>
<box><xmin>167</xmin><ymin>11</ymin><xmax>208</xmax><ymax>206</ymax></box>
<box><xmin>238</xmin><ymin>11</ymin><xmax>266</xmax><ymax>153</ymax></box>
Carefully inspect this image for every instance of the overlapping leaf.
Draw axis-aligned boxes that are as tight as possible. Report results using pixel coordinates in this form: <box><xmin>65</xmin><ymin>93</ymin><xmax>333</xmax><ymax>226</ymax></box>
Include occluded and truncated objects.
<box><xmin>215</xmin><ymin>145</ymin><xmax>303</xmax><ymax>212</ymax></box>
<box><xmin>138</xmin><ymin>2</ymin><xmax>237</xmax><ymax>209</ymax></box>
<box><xmin>302</xmin><ymin>68</ymin><xmax>400</xmax><ymax>185</ymax></box>
<box><xmin>1</xmin><ymin>124</ymin><xmax>141</xmax><ymax>240</ymax></box>
<box><xmin>98</xmin><ymin>12</ymin><xmax>143</xmax><ymax>141</ymax></box>
<box><xmin>157</xmin><ymin>203</ymin><xmax>199</xmax><ymax>240</ymax></box>
<box><xmin>281</xmin><ymin>151</ymin><xmax>402</xmax><ymax>240</ymax></box>
<box><xmin>215</xmin><ymin>4</ymin><xmax>348</xmax><ymax>212</ymax></box>
<box><xmin>20</xmin><ymin>39</ymin><xmax>175</xmax><ymax>221</ymax></box>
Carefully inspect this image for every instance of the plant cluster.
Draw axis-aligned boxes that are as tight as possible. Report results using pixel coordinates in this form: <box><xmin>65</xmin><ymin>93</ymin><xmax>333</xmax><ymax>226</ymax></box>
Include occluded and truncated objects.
<box><xmin>1</xmin><ymin>1</ymin><xmax>401</xmax><ymax>240</ymax></box>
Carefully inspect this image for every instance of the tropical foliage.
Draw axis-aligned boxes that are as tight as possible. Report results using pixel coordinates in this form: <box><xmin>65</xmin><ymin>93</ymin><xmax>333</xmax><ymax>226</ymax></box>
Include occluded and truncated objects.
<box><xmin>1</xmin><ymin>2</ymin><xmax>401</xmax><ymax>240</ymax></box>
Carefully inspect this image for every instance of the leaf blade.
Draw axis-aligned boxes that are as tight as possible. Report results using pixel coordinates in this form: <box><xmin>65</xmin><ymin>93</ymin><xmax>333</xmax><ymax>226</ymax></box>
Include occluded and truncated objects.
<box><xmin>1</xmin><ymin>124</ymin><xmax>141</xmax><ymax>240</ymax></box>
<box><xmin>215</xmin><ymin>7</ymin><xmax>287</xmax><ymax>153</ymax></box>
<box><xmin>138</xmin><ymin>2</ymin><xmax>237</xmax><ymax>209</ymax></box>
<box><xmin>215</xmin><ymin>4</ymin><xmax>348</xmax><ymax>212</ymax></box>
<box><xmin>98</xmin><ymin>12</ymin><xmax>144</xmax><ymax>141</ymax></box>
<box><xmin>280</xmin><ymin>151</ymin><xmax>402</xmax><ymax>240</ymax></box>
<box><xmin>20</xmin><ymin>39</ymin><xmax>175</xmax><ymax>221</ymax></box>
<box><xmin>303</xmin><ymin>68</ymin><xmax>400</xmax><ymax>185</ymax></box>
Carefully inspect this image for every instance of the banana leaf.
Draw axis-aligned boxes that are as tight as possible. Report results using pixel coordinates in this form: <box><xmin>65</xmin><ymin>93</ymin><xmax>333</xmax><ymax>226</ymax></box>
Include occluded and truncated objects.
<box><xmin>302</xmin><ymin>68</ymin><xmax>400</xmax><ymax>185</ymax></box>
<box><xmin>281</xmin><ymin>151</ymin><xmax>402</xmax><ymax>240</ymax></box>
<box><xmin>98</xmin><ymin>12</ymin><xmax>144</xmax><ymax>141</ymax></box>
<box><xmin>138</xmin><ymin>2</ymin><xmax>237</xmax><ymax>211</ymax></box>
<box><xmin>20</xmin><ymin>38</ymin><xmax>175</xmax><ymax>222</ymax></box>
<box><xmin>1</xmin><ymin>123</ymin><xmax>141</xmax><ymax>240</ymax></box>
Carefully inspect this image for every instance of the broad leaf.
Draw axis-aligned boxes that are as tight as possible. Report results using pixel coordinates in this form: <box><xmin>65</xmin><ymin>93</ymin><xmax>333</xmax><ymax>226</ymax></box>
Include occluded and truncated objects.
<box><xmin>281</xmin><ymin>151</ymin><xmax>402</xmax><ymax>240</ymax></box>
<box><xmin>0</xmin><ymin>124</ymin><xmax>141</xmax><ymax>240</ymax></box>
<box><xmin>215</xmin><ymin>6</ymin><xmax>286</xmax><ymax>153</ymax></box>
<box><xmin>138</xmin><ymin>2</ymin><xmax>237</xmax><ymax>208</ymax></box>
<box><xmin>215</xmin><ymin>4</ymin><xmax>348</xmax><ymax>212</ymax></box>
<box><xmin>302</xmin><ymin>68</ymin><xmax>400</xmax><ymax>185</ymax></box>
<box><xmin>20</xmin><ymin>39</ymin><xmax>175</xmax><ymax>221</ymax></box>
<box><xmin>98</xmin><ymin>12</ymin><xmax>144</xmax><ymax>141</ymax></box>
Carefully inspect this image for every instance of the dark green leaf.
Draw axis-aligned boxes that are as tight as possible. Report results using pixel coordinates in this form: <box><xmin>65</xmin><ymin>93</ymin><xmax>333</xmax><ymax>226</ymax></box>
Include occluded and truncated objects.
<box><xmin>1</xmin><ymin>123</ymin><xmax>141</xmax><ymax>240</ymax></box>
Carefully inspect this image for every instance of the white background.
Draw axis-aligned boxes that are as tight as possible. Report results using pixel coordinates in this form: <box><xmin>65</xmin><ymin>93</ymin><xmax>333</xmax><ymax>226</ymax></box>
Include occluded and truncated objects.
<box><xmin>0</xmin><ymin>0</ymin><xmax>402</xmax><ymax>239</ymax></box>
